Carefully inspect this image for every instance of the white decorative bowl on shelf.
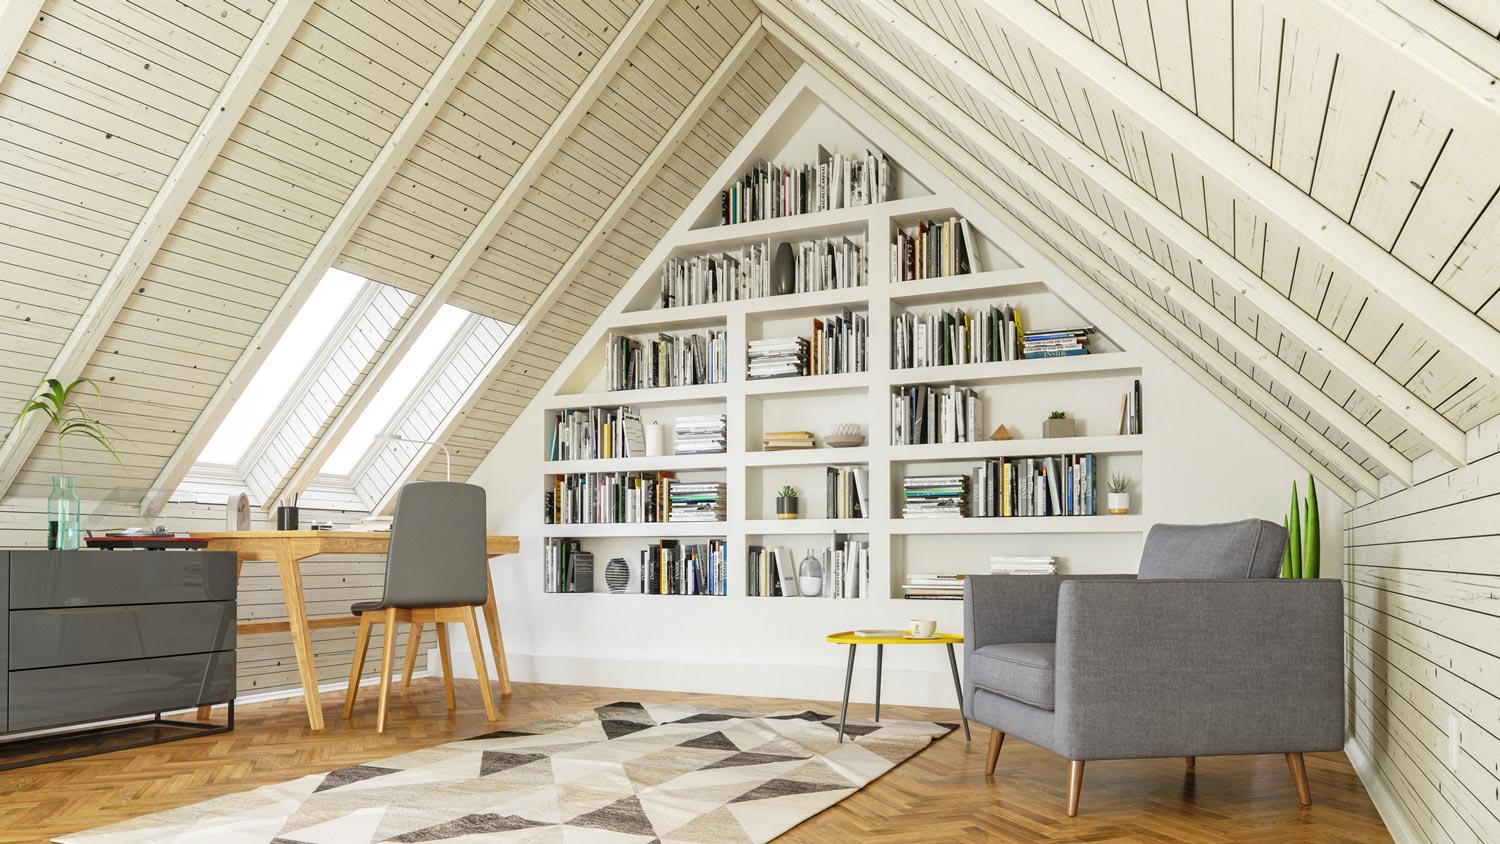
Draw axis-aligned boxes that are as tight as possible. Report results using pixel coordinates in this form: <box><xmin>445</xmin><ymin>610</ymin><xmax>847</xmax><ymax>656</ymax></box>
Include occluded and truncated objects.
<box><xmin>825</xmin><ymin>424</ymin><xmax>864</xmax><ymax>448</ymax></box>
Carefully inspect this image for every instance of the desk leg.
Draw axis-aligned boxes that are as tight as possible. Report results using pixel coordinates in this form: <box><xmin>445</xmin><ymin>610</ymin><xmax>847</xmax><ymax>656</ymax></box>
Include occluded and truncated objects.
<box><xmin>277</xmin><ymin>540</ymin><xmax>325</xmax><ymax>731</ymax></box>
<box><xmin>481</xmin><ymin>569</ymin><xmax>512</xmax><ymax>697</ymax></box>
<box><xmin>945</xmin><ymin>643</ymin><xmax>970</xmax><ymax>741</ymax></box>
<box><xmin>838</xmin><ymin>644</ymin><xmax>856</xmax><ymax>744</ymax></box>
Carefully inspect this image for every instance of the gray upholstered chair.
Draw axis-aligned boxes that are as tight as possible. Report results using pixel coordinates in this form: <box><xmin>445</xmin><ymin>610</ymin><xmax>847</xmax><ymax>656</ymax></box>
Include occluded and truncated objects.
<box><xmin>964</xmin><ymin>519</ymin><xmax>1343</xmax><ymax>815</ymax></box>
<box><xmin>343</xmin><ymin>481</ymin><xmax>497</xmax><ymax>732</ymax></box>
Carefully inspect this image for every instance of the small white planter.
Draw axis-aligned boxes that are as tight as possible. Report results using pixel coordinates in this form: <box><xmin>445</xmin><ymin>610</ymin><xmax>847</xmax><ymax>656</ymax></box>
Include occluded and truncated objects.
<box><xmin>1107</xmin><ymin>492</ymin><xmax>1130</xmax><ymax>515</ymax></box>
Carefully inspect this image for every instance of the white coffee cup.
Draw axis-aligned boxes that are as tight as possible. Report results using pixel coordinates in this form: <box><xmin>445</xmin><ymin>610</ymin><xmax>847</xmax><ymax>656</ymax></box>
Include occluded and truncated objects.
<box><xmin>909</xmin><ymin>619</ymin><xmax>937</xmax><ymax>638</ymax></box>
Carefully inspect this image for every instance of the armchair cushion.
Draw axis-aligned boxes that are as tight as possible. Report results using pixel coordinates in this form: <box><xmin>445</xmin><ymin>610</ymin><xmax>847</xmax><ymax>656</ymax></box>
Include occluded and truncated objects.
<box><xmin>1137</xmin><ymin>519</ymin><xmax>1286</xmax><ymax>580</ymax></box>
<box><xmin>970</xmin><ymin>643</ymin><xmax>1056</xmax><ymax>710</ymax></box>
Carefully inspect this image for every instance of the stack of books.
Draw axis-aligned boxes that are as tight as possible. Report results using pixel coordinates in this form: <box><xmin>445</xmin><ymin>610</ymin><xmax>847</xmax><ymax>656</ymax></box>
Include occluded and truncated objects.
<box><xmin>546</xmin><ymin>471</ymin><xmax>672</xmax><ymax>524</ymax></box>
<box><xmin>640</xmin><ymin>539</ymin><xmax>727</xmax><ymax>596</ymax></box>
<box><xmin>810</xmin><ymin>311</ymin><xmax>867</xmax><ymax>375</ymax></box>
<box><xmin>719</xmin><ymin>149</ymin><xmax>892</xmax><ymax>225</ymax></box>
<box><xmin>1022</xmin><ymin>325</ymin><xmax>1095</xmax><ymax>359</ymax></box>
<box><xmin>825</xmin><ymin>465</ymin><xmax>870</xmax><ymax>519</ymax></box>
<box><xmin>668</xmin><ymin>481</ymin><xmax>727</xmax><ymax>522</ymax></box>
<box><xmin>892</xmin><ymin>304</ymin><xmax>1022</xmax><ymax>368</ymax></box>
<box><xmin>543</xmin><ymin>538</ymin><xmax>594</xmax><ymax>593</ymax></box>
<box><xmin>891</xmin><ymin>384</ymin><xmax>982</xmax><ymax>444</ymax></box>
<box><xmin>659</xmin><ymin>245</ymin><xmax>769</xmax><ymax>307</ymax></box>
<box><xmin>548</xmin><ymin>406</ymin><xmax>644</xmax><ymax>461</ymax></box>
<box><xmin>747</xmin><ymin>336</ymin><xmax>810</xmax><ymax>379</ymax></box>
<box><xmin>674</xmin><ymin>414</ymin><xmax>726</xmax><ymax>455</ymax></box>
<box><xmin>892</xmin><ymin>216</ymin><xmax>980</xmax><ymax>281</ymax></box>
<box><xmin>989</xmin><ymin>556</ymin><xmax>1057</xmax><ymax>575</ymax></box>
<box><xmin>605</xmin><ymin>329</ymin><xmax>728</xmax><ymax>390</ymax></box>
<box><xmin>901</xmin><ymin>573</ymin><xmax>965</xmax><ymax>600</ymax></box>
<box><xmin>763</xmin><ymin>430</ymin><xmax>815</xmax><ymax>450</ymax></box>
<box><xmin>902</xmin><ymin>475</ymin><xmax>970</xmax><ymax>518</ymax></box>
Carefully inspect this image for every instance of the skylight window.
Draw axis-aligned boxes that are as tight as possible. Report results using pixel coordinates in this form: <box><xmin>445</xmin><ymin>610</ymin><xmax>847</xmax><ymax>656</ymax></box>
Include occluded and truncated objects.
<box><xmin>321</xmin><ymin>304</ymin><xmax>469</xmax><ymax>476</ymax></box>
<box><xmin>196</xmin><ymin>269</ymin><xmax>367</xmax><ymax>466</ymax></box>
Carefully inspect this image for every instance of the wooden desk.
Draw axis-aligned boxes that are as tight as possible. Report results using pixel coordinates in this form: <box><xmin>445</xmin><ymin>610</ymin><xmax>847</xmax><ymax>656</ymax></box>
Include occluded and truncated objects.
<box><xmin>190</xmin><ymin>531</ymin><xmax>520</xmax><ymax>730</ymax></box>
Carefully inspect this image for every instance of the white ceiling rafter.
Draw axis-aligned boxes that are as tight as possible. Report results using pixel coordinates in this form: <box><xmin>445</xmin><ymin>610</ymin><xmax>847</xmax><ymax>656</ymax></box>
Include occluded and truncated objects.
<box><xmin>140</xmin><ymin>0</ymin><xmax>520</xmax><ymax>515</ymax></box>
<box><xmin>0</xmin><ymin>0</ymin><xmax>44</xmax><ymax>82</ymax></box>
<box><xmin>826</xmin><ymin>0</ymin><xmax>1463</xmax><ymax>473</ymax></box>
<box><xmin>758</xmin><ymin>1</ymin><xmax>1372</xmax><ymax>498</ymax></box>
<box><xmin>370</xmin><ymin>18</ymin><xmax>771</xmax><ymax>515</ymax></box>
<box><xmin>274</xmin><ymin>0</ymin><xmax>675</xmax><ymax>506</ymax></box>
<box><xmin>0</xmin><ymin>0</ymin><xmax>316</xmax><ymax>503</ymax></box>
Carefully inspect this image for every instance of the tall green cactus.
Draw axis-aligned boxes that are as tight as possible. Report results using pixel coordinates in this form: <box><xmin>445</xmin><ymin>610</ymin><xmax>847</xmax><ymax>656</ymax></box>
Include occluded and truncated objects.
<box><xmin>1282</xmin><ymin>475</ymin><xmax>1320</xmax><ymax>578</ymax></box>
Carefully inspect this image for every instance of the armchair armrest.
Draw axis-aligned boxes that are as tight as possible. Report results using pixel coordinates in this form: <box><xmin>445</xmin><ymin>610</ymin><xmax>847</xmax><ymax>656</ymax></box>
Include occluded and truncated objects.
<box><xmin>963</xmin><ymin>574</ymin><xmax>1135</xmax><ymax>649</ymax></box>
<box><xmin>1053</xmin><ymin>578</ymin><xmax>1344</xmax><ymax>760</ymax></box>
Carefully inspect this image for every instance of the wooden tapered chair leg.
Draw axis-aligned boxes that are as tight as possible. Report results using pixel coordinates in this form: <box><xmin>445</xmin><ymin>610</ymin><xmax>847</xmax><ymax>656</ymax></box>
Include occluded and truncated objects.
<box><xmin>435</xmin><ymin>622</ymin><xmax>456</xmax><ymax>710</ymax></box>
<box><xmin>1185</xmin><ymin>756</ymin><xmax>1196</xmax><ymax>770</ymax></box>
<box><xmin>1286</xmin><ymin>752</ymin><xmax>1312</xmax><ymax>806</ymax></box>
<box><xmin>375</xmin><ymin>609</ymin><xmax>399</xmax><ymax>733</ymax></box>
<box><xmin>462</xmin><ymin>607</ymin><xmax>498</xmax><ymax>721</ymax></box>
<box><xmin>401</xmin><ymin>621</ymin><xmax>425</xmax><ymax>688</ymax></box>
<box><xmin>1066</xmin><ymin>760</ymin><xmax>1085</xmax><ymax>817</ymax></box>
<box><xmin>343</xmin><ymin>613</ymin><xmax>375</xmax><ymax>719</ymax></box>
<box><xmin>985</xmin><ymin>729</ymin><xmax>1005</xmax><ymax>776</ymax></box>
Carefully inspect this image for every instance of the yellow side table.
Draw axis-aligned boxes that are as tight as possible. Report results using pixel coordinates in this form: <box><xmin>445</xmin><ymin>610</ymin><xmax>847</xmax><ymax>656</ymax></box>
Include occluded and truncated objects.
<box><xmin>826</xmin><ymin>630</ymin><xmax>970</xmax><ymax>743</ymax></box>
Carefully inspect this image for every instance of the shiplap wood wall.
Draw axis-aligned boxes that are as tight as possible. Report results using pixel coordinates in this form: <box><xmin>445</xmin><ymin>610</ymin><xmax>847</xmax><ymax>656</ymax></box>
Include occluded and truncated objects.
<box><xmin>1346</xmin><ymin>416</ymin><xmax>1500</xmax><ymax>844</ymax></box>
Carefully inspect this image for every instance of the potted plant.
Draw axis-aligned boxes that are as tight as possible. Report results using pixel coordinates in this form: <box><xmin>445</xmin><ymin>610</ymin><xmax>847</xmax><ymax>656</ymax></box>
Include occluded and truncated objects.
<box><xmin>15</xmin><ymin>378</ymin><xmax>124</xmax><ymax>550</ymax></box>
<box><xmin>1107</xmin><ymin>472</ymin><xmax>1131</xmax><ymax>514</ymax></box>
<box><xmin>775</xmin><ymin>485</ymin><xmax>799</xmax><ymax>519</ymax></box>
<box><xmin>1282</xmin><ymin>475</ymin><xmax>1320</xmax><ymax>578</ymax></box>
<box><xmin>1043</xmin><ymin>410</ymin><xmax>1075</xmax><ymax>438</ymax></box>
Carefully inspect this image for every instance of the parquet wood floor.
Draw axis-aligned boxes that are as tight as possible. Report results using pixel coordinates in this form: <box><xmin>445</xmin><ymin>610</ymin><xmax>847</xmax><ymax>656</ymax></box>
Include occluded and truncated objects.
<box><xmin>0</xmin><ymin>680</ymin><xmax>1393</xmax><ymax>844</ymax></box>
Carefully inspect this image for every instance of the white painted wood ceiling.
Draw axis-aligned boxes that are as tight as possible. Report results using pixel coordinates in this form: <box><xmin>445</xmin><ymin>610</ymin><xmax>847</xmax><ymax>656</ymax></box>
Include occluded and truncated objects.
<box><xmin>0</xmin><ymin>0</ymin><xmax>1495</xmax><ymax>511</ymax></box>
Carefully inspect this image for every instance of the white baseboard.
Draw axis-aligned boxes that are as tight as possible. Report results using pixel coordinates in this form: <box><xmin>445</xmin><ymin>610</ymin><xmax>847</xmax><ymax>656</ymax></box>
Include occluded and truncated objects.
<box><xmin>1345</xmin><ymin>736</ymin><xmax>1423</xmax><ymax>844</ymax></box>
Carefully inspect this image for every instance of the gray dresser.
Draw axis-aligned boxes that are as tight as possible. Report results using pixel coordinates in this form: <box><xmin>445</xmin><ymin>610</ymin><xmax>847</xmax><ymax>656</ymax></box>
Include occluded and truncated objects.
<box><xmin>0</xmin><ymin>550</ymin><xmax>237</xmax><ymax>739</ymax></box>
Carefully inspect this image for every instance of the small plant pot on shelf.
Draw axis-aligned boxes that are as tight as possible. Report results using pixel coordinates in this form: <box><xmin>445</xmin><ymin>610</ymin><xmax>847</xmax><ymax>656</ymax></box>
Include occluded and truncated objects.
<box><xmin>776</xmin><ymin>496</ymin><xmax>799</xmax><ymax>519</ymax></box>
<box><xmin>1043</xmin><ymin>418</ymin><xmax>1075</xmax><ymax>439</ymax></box>
<box><xmin>1107</xmin><ymin>492</ymin><xmax>1130</xmax><ymax>515</ymax></box>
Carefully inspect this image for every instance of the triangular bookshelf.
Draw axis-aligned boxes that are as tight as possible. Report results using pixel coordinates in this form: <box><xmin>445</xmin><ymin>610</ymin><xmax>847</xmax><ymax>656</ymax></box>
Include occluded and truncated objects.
<box><xmin>538</xmin><ymin>66</ymin><xmax>1149</xmax><ymax>608</ymax></box>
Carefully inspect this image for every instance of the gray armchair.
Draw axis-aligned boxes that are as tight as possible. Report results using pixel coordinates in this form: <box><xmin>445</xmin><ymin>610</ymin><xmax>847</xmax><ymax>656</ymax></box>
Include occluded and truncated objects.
<box><xmin>963</xmin><ymin>519</ymin><xmax>1343</xmax><ymax>815</ymax></box>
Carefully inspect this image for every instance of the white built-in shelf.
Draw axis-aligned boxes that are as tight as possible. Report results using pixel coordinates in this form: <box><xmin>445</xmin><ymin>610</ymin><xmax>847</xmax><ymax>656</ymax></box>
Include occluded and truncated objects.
<box><xmin>541</xmin><ymin>522</ymin><xmax>729</xmax><ymax>538</ymax></box>
<box><xmin>745</xmin><ymin>447</ymin><xmax>870</xmax><ymax>466</ymax></box>
<box><xmin>888</xmin><ymin>435</ymin><xmax>1146</xmax><ymax>463</ymax></box>
<box><xmin>544</xmin><ymin>454</ymin><xmax>728</xmax><ymax>474</ymax></box>
<box><xmin>891</xmin><ymin>516</ymin><xmax>1146</xmax><ymax>534</ymax></box>
<box><xmin>887</xmin><ymin>268</ymin><xmax>1046</xmax><ymax>305</ymax></box>
<box><xmin>618</xmin><ymin>283</ymin><xmax>871</xmax><ymax>329</ymax></box>
<box><xmin>678</xmin><ymin>195</ymin><xmax>946</xmax><ymax>250</ymax></box>
<box><xmin>546</xmin><ymin>383</ymin><xmax>727</xmax><ymax>410</ymax></box>
<box><xmin>744</xmin><ymin>371</ymin><xmax>869</xmax><ymax>396</ymax></box>
<box><xmin>886</xmin><ymin>353</ymin><xmax>1141</xmax><ymax>387</ymax></box>
<box><xmin>744</xmin><ymin>518</ymin><xmax>872</xmax><ymax>534</ymax></box>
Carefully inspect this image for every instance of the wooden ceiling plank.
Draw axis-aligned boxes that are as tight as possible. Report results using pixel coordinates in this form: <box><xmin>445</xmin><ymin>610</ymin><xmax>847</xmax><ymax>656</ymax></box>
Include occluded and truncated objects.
<box><xmin>0</xmin><ymin>0</ymin><xmax>315</xmax><ymax>503</ymax></box>
<box><xmin>275</xmin><ymin>0</ymin><xmax>677</xmax><ymax>505</ymax></box>
<box><xmin>366</xmin><ymin>18</ymin><xmax>770</xmax><ymax>516</ymax></box>
<box><xmin>138</xmin><ymin>0</ymin><xmax>519</xmax><ymax>514</ymax></box>
<box><xmin>760</xmin><ymin>4</ymin><xmax>1367</xmax><ymax>500</ymax></box>
<box><xmin>853</xmin><ymin>0</ymin><xmax>1468</xmax><ymax>468</ymax></box>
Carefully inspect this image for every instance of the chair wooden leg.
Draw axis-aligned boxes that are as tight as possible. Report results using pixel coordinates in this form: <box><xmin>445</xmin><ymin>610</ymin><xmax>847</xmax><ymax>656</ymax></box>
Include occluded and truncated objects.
<box><xmin>985</xmin><ymin>729</ymin><xmax>1005</xmax><ymax>776</ymax></box>
<box><xmin>462</xmin><ymin>607</ymin><xmax>498</xmax><ymax>721</ymax></box>
<box><xmin>375</xmin><ymin>609</ymin><xmax>398</xmax><ymax>733</ymax></box>
<box><xmin>343</xmin><ymin>613</ymin><xmax>374</xmax><ymax>719</ymax></box>
<box><xmin>401</xmin><ymin>621</ymin><xmax>425</xmax><ymax>688</ymax></box>
<box><xmin>1286</xmin><ymin>752</ymin><xmax>1312</xmax><ymax>806</ymax></box>
<box><xmin>436</xmin><ymin>622</ymin><xmax>456</xmax><ymax>710</ymax></box>
<box><xmin>1066</xmin><ymin>760</ymin><xmax>1085</xmax><ymax>817</ymax></box>
<box><xmin>1185</xmin><ymin>756</ymin><xmax>1196</xmax><ymax>770</ymax></box>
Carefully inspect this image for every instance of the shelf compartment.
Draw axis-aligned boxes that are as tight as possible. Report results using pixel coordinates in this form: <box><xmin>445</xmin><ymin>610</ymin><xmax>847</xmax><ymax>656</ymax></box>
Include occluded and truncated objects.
<box><xmin>546</xmin><ymin>383</ymin><xmax>727</xmax><ymax>410</ymax></box>
<box><xmin>886</xmin><ymin>353</ymin><xmax>1141</xmax><ymax>387</ymax></box>
<box><xmin>891</xmin><ymin>516</ymin><xmax>1145</xmax><ymax>534</ymax></box>
<box><xmin>744</xmin><ymin>519</ymin><xmax>872</xmax><ymax>534</ymax></box>
<box><xmin>746</xmin><ymin>447</ymin><xmax>870</xmax><ymax>466</ymax></box>
<box><xmin>541</xmin><ymin>522</ymin><xmax>729</xmax><ymax>538</ymax></box>
<box><xmin>617</xmin><ymin>285</ymin><xmax>870</xmax><ymax>330</ymax></box>
<box><xmin>744</xmin><ymin>371</ymin><xmax>869</xmax><ymax>396</ymax></box>
<box><xmin>544</xmin><ymin>454</ymin><xmax>729</xmax><ymax>474</ymax></box>
<box><xmin>887</xmin><ymin>268</ymin><xmax>1045</xmax><ymax>305</ymax></box>
<box><xmin>889</xmin><ymin>436</ymin><xmax>1145</xmax><ymax>463</ymax></box>
<box><xmin>678</xmin><ymin>196</ymin><xmax>945</xmax><ymax>250</ymax></box>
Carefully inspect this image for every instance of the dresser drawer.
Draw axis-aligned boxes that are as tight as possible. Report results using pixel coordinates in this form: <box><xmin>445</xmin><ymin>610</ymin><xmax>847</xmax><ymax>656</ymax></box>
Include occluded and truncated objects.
<box><xmin>8</xmin><ymin>601</ymin><xmax>235</xmax><ymax>670</ymax></box>
<box><xmin>9</xmin><ymin>551</ymin><xmax>236</xmax><ymax>608</ymax></box>
<box><xmin>6</xmin><ymin>651</ymin><xmax>235</xmax><ymax>732</ymax></box>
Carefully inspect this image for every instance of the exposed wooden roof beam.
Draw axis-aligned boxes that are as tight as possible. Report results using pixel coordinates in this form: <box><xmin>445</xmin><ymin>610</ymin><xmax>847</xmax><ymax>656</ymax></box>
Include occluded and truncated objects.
<box><xmin>761</xmin><ymin>1</ymin><xmax>1375</xmax><ymax>498</ymax></box>
<box><xmin>140</xmin><ymin>0</ymin><xmax>518</xmax><ymax>514</ymax></box>
<box><xmin>0</xmin><ymin>0</ymin><xmax>315</xmax><ymax>503</ymax></box>
<box><xmin>369</xmin><ymin>18</ymin><xmax>770</xmax><ymax>515</ymax></box>
<box><xmin>276</xmin><ymin>0</ymin><xmax>673</xmax><ymax>505</ymax></box>
<box><xmin>953</xmin><ymin>0</ymin><xmax>1479</xmax><ymax>465</ymax></box>
<box><xmin>0</xmin><ymin>0</ymin><xmax>45</xmax><ymax>82</ymax></box>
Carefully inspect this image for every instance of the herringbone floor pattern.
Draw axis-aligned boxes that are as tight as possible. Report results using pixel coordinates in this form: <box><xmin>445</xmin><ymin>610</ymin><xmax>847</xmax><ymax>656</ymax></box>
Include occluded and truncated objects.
<box><xmin>0</xmin><ymin>680</ymin><xmax>1392</xmax><ymax>844</ymax></box>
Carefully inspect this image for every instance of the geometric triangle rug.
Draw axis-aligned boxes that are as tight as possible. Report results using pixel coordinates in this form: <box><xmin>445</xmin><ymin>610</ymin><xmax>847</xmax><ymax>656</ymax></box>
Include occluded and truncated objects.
<box><xmin>54</xmin><ymin>702</ymin><xmax>954</xmax><ymax>844</ymax></box>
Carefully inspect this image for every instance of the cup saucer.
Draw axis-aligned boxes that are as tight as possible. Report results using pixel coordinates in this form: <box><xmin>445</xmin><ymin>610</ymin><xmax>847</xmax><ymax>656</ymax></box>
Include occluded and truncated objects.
<box><xmin>903</xmin><ymin>633</ymin><xmax>937</xmax><ymax>639</ymax></box>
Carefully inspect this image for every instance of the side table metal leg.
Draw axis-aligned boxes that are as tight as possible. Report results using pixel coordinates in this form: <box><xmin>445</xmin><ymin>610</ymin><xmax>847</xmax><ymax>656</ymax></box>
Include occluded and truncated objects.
<box><xmin>946</xmin><ymin>643</ymin><xmax>971</xmax><ymax>741</ymax></box>
<box><xmin>874</xmin><ymin>644</ymin><xmax>883</xmax><ymax>722</ymax></box>
<box><xmin>838</xmin><ymin>644</ymin><xmax>856</xmax><ymax>743</ymax></box>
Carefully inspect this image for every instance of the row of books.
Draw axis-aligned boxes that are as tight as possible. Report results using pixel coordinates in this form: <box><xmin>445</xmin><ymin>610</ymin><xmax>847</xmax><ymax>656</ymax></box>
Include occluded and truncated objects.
<box><xmin>545</xmin><ymin>471</ymin><xmax>673</xmax><ymax>525</ymax></box>
<box><xmin>639</xmin><ymin>539</ymin><xmax>728</xmax><ymax>596</ymax></box>
<box><xmin>669</xmin><ymin>481</ymin><xmax>727</xmax><ymax>522</ymax></box>
<box><xmin>659</xmin><ymin>245</ymin><xmax>769</xmax><ymax>307</ymax></box>
<box><xmin>719</xmin><ymin>149</ymin><xmax>892</xmax><ymax>225</ymax></box>
<box><xmin>892</xmin><ymin>384</ymin><xmax>983</xmax><ymax>445</ymax></box>
<box><xmin>542</xmin><ymin>538</ymin><xmax>594</xmax><ymax>593</ymax></box>
<box><xmin>901</xmin><ymin>573</ymin><xmax>963</xmax><ymax>600</ymax></box>
<box><xmin>989</xmin><ymin>555</ymin><xmax>1058</xmax><ymax>575</ymax></box>
<box><xmin>892</xmin><ymin>216</ymin><xmax>979</xmax><ymax>281</ymax></box>
<box><xmin>605</xmin><ymin>330</ymin><xmax>728</xmax><ymax>391</ymax></box>
<box><xmin>902</xmin><ymin>475</ymin><xmax>969</xmax><ymax>519</ymax></box>
<box><xmin>825</xmin><ymin>465</ymin><xmax>870</xmax><ymax>519</ymax></box>
<box><xmin>809</xmin><ymin>311</ymin><xmax>867</xmax><ymax>375</ymax></box>
<box><xmin>1118</xmin><ymin>379</ymin><xmax>1143</xmax><ymax>435</ymax></box>
<box><xmin>970</xmin><ymin>454</ymin><xmax>1100</xmax><ymax>517</ymax></box>
<box><xmin>747</xmin><ymin>536</ymin><xmax>871</xmax><ymax>598</ymax></box>
<box><xmin>784</xmin><ymin>236</ymin><xmax>867</xmax><ymax>293</ymax></box>
<box><xmin>1023</xmin><ymin>325</ymin><xmax>1094</xmax><ymax>359</ymax></box>
<box><xmin>892</xmin><ymin>305</ymin><xmax>1024</xmax><ymax>369</ymax></box>
<box><xmin>675</xmin><ymin>414</ymin><xmax>726</xmax><ymax>455</ymax></box>
<box><xmin>547</xmin><ymin>406</ymin><xmax>644</xmax><ymax>461</ymax></box>
<box><xmin>747</xmin><ymin>336</ymin><xmax>809</xmax><ymax>380</ymax></box>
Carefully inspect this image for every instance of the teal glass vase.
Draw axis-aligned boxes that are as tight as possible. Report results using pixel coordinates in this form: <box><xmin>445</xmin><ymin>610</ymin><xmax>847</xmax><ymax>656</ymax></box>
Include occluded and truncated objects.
<box><xmin>48</xmin><ymin>475</ymin><xmax>81</xmax><ymax>550</ymax></box>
